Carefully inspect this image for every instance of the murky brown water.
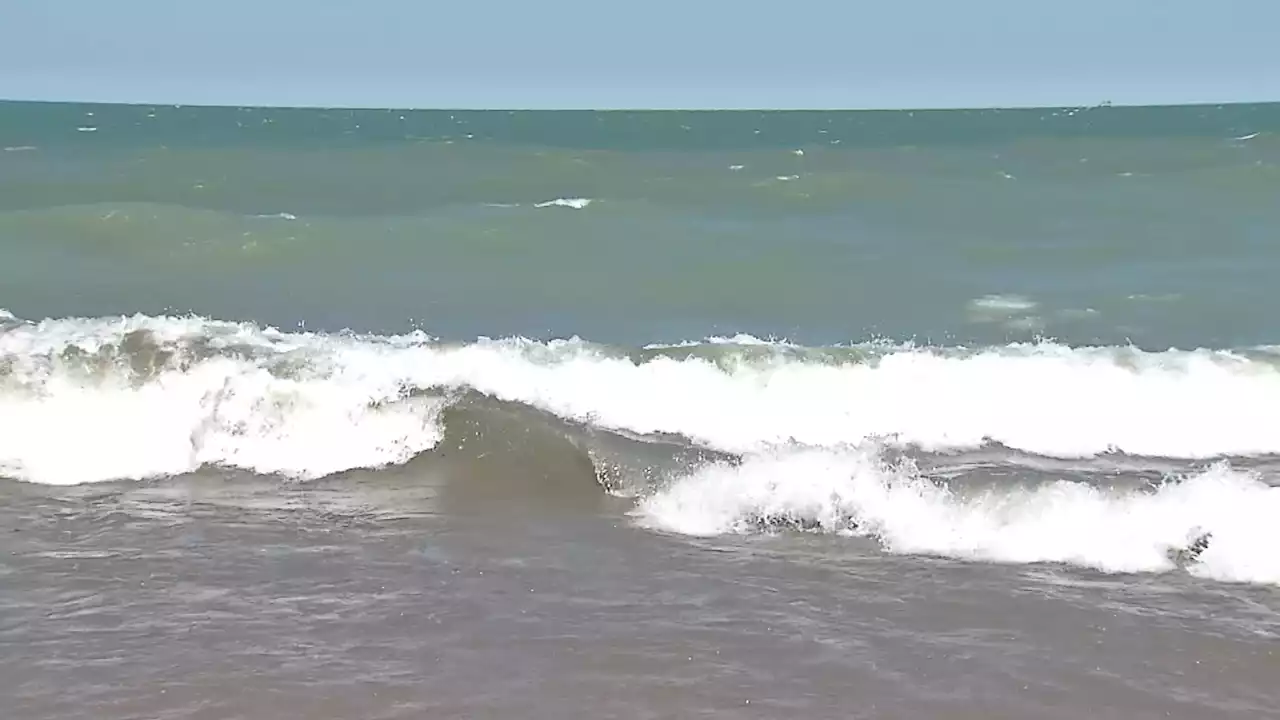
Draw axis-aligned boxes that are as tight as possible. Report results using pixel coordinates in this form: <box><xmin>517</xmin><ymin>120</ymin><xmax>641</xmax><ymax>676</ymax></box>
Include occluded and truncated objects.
<box><xmin>3</xmin><ymin>446</ymin><xmax>1278</xmax><ymax>720</ymax></box>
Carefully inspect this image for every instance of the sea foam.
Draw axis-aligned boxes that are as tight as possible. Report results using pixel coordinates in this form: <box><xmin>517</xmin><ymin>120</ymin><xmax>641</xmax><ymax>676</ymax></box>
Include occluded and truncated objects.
<box><xmin>634</xmin><ymin>449</ymin><xmax>1280</xmax><ymax>584</ymax></box>
<box><xmin>533</xmin><ymin>197</ymin><xmax>593</xmax><ymax>209</ymax></box>
<box><xmin>4</xmin><ymin>311</ymin><xmax>1280</xmax><ymax>485</ymax></box>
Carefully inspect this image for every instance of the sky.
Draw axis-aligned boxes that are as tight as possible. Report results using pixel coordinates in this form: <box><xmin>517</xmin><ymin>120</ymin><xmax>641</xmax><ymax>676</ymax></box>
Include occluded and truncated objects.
<box><xmin>3</xmin><ymin>0</ymin><xmax>1278</xmax><ymax>110</ymax></box>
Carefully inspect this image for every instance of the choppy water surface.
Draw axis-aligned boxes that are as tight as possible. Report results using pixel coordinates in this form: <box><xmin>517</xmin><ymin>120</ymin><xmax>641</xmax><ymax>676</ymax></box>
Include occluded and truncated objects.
<box><xmin>2</xmin><ymin>101</ymin><xmax>1280</xmax><ymax>719</ymax></box>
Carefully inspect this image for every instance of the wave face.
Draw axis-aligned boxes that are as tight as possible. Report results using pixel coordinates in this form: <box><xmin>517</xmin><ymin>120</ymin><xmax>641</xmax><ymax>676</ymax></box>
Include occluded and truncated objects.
<box><xmin>5</xmin><ymin>311</ymin><xmax>1280</xmax><ymax>484</ymax></box>
<box><xmin>4</xmin><ymin>310</ymin><xmax>1280</xmax><ymax>583</ymax></box>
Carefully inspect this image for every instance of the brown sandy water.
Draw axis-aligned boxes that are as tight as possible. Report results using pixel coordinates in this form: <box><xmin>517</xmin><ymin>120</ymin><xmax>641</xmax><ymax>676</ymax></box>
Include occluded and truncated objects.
<box><xmin>3</xmin><ymin>404</ymin><xmax>1278</xmax><ymax>720</ymax></box>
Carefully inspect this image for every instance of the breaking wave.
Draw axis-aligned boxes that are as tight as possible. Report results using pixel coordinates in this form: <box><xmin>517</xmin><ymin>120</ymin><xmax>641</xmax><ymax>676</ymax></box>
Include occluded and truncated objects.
<box><xmin>5</xmin><ymin>311</ymin><xmax>1280</xmax><ymax>486</ymax></box>
<box><xmin>633</xmin><ymin>449</ymin><xmax>1280</xmax><ymax>585</ymax></box>
<box><xmin>7</xmin><ymin>310</ymin><xmax>1280</xmax><ymax>584</ymax></box>
<box><xmin>533</xmin><ymin>197</ymin><xmax>593</xmax><ymax>209</ymax></box>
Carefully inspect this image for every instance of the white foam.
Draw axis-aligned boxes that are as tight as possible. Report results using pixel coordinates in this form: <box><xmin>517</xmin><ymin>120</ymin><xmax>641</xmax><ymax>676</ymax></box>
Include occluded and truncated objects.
<box><xmin>0</xmin><ymin>315</ymin><xmax>443</xmax><ymax>485</ymax></box>
<box><xmin>533</xmin><ymin>197</ymin><xmax>593</xmax><ymax>210</ymax></box>
<box><xmin>7</xmin><ymin>312</ymin><xmax>1280</xmax><ymax>483</ymax></box>
<box><xmin>968</xmin><ymin>294</ymin><xmax>1038</xmax><ymax>315</ymax></box>
<box><xmin>634</xmin><ymin>449</ymin><xmax>1280</xmax><ymax>584</ymax></box>
<box><xmin>407</xmin><ymin>339</ymin><xmax>1280</xmax><ymax>460</ymax></box>
<box><xmin>704</xmin><ymin>334</ymin><xmax>789</xmax><ymax>346</ymax></box>
<box><xmin>642</xmin><ymin>334</ymin><xmax>789</xmax><ymax>350</ymax></box>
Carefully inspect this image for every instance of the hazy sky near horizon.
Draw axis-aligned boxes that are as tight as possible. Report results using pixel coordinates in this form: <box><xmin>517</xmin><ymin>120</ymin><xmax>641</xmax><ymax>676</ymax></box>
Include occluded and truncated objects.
<box><xmin>3</xmin><ymin>0</ymin><xmax>1278</xmax><ymax>109</ymax></box>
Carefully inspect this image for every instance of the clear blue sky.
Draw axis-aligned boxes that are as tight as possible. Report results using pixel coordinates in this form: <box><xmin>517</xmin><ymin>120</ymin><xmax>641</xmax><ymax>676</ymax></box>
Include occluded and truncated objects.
<box><xmin>3</xmin><ymin>0</ymin><xmax>1277</xmax><ymax>109</ymax></box>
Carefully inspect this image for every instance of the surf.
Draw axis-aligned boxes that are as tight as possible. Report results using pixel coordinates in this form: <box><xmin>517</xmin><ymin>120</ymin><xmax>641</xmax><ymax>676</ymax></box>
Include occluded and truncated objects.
<box><xmin>7</xmin><ymin>310</ymin><xmax>1280</xmax><ymax>485</ymax></box>
<box><xmin>633</xmin><ymin>448</ymin><xmax>1280</xmax><ymax>585</ymax></box>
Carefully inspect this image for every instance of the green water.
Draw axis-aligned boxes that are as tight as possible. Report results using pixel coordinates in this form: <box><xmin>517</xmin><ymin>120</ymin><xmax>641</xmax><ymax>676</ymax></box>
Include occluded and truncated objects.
<box><xmin>2</xmin><ymin>100</ymin><xmax>1279</xmax><ymax>347</ymax></box>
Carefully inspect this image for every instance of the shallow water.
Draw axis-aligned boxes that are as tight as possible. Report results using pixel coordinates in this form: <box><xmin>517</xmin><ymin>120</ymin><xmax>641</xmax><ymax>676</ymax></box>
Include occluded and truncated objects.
<box><xmin>4</xmin><ymin>460</ymin><xmax>1279</xmax><ymax>719</ymax></box>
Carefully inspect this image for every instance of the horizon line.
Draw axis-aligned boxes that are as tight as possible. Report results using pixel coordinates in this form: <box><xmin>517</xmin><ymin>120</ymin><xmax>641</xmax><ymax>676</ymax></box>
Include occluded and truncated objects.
<box><xmin>3</xmin><ymin>96</ymin><xmax>1279</xmax><ymax>114</ymax></box>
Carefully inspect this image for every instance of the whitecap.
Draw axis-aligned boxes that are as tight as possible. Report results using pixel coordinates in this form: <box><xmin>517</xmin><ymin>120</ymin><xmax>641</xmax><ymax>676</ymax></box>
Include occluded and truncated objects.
<box><xmin>533</xmin><ymin>197</ymin><xmax>593</xmax><ymax>210</ymax></box>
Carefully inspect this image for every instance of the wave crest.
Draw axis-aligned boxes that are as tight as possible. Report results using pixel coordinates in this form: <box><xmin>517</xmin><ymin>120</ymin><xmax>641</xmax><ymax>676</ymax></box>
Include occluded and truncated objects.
<box><xmin>5</xmin><ymin>311</ymin><xmax>1280</xmax><ymax>485</ymax></box>
<box><xmin>0</xmin><ymin>314</ymin><xmax>444</xmax><ymax>485</ymax></box>
<box><xmin>633</xmin><ymin>449</ymin><xmax>1280</xmax><ymax>584</ymax></box>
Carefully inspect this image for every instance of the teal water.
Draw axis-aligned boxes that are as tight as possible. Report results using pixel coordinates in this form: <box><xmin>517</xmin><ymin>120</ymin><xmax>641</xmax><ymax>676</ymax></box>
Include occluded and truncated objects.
<box><xmin>3</xmin><ymin>100</ymin><xmax>1278</xmax><ymax>347</ymax></box>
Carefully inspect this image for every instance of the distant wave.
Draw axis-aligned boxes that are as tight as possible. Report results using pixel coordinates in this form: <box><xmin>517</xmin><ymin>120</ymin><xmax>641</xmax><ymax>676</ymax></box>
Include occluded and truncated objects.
<box><xmin>533</xmin><ymin>197</ymin><xmax>593</xmax><ymax>210</ymax></box>
<box><xmin>968</xmin><ymin>294</ymin><xmax>1037</xmax><ymax>313</ymax></box>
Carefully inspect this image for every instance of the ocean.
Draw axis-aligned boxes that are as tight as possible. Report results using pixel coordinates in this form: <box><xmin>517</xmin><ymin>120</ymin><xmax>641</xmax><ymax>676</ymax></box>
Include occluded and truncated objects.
<box><xmin>2</xmin><ymin>100</ymin><xmax>1279</xmax><ymax>719</ymax></box>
